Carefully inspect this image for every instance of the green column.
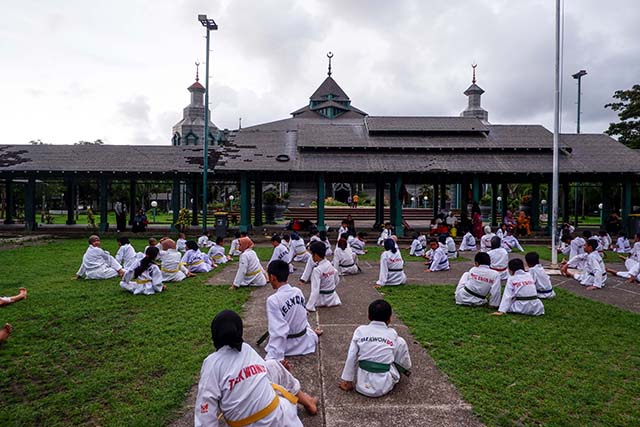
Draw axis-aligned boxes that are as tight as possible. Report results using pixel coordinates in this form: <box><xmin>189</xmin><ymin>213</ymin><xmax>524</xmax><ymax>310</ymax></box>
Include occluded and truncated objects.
<box><xmin>602</xmin><ymin>182</ymin><xmax>612</xmax><ymax>228</ymax></box>
<box><xmin>491</xmin><ymin>183</ymin><xmax>498</xmax><ymax>226</ymax></box>
<box><xmin>99</xmin><ymin>176</ymin><xmax>109</xmax><ymax>232</ymax></box>
<box><xmin>393</xmin><ymin>175</ymin><xmax>404</xmax><ymax>237</ymax></box>
<box><xmin>171</xmin><ymin>176</ymin><xmax>181</xmax><ymax>232</ymax></box>
<box><xmin>254</xmin><ymin>180</ymin><xmax>263</xmax><ymax>226</ymax></box>
<box><xmin>4</xmin><ymin>179</ymin><xmax>15</xmax><ymax>224</ymax></box>
<box><xmin>24</xmin><ymin>177</ymin><xmax>37</xmax><ymax>231</ymax></box>
<box><xmin>501</xmin><ymin>184</ymin><xmax>508</xmax><ymax>221</ymax></box>
<box><xmin>433</xmin><ymin>184</ymin><xmax>439</xmax><ymax>218</ymax></box>
<box><xmin>317</xmin><ymin>174</ymin><xmax>326</xmax><ymax>231</ymax></box>
<box><xmin>472</xmin><ymin>176</ymin><xmax>481</xmax><ymax>204</ymax></box>
<box><xmin>531</xmin><ymin>182</ymin><xmax>540</xmax><ymax>231</ymax></box>
<box><xmin>191</xmin><ymin>179</ymin><xmax>199</xmax><ymax>226</ymax></box>
<box><xmin>622</xmin><ymin>181</ymin><xmax>632</xmax><ymax>233</ymax></box>
<box><xmin>239</xmin><ymin>174</ymin><xmax>250</xmax><ymax>232</ymax></box>
<box><xmin>374</xmin><ymin>180</ymin><xmax>384</xmax><ymax>229</ymax></box>
<box><xmin>64</xmin><ymin>177</ymin><xmax>77</xmax><ymax>225</ymax></box>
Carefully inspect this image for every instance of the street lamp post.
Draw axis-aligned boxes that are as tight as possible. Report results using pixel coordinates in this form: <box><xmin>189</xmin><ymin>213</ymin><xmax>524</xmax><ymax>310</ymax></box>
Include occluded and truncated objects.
<box><xmin>572</xmin><ymin>70</ymin><xmax>587</xmax><ymax>228</ymax></box>
<box><xmin>151</xmin><ymin>200</ymin><xmax>158</xmax><ymax>223</ymax></box>
<box><xmin>423</xmin><ymin>196</ymin><xmax>428</xmax><ymax>209</ymax></box>
<box><xmin>598</xmin><ymin>202</ymin><xmax>604</xmax><ymax>226</ymax></box>
<box><xmin>229</xmin><ymin>194</ymin><xmax>235</xmax><ymax>211</ymax></box>
<box><xmin>198</xmin><ymin>14</ymin><xmax>218</xmax><ymax>234</ymax></box>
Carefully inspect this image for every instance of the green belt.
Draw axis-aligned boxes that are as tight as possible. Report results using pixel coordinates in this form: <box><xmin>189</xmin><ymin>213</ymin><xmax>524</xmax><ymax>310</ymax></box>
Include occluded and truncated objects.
<box><xmin>320</xmin><ymin>288</ymin><xmax>335</xmax><ymax>295</ymax></box>
<box><xmin>516</xmin><ymin>295</ymin><xmax>539</xmax><ymax>301</ymax></box>
<box><xmin>463</xmin><ymin>286</ymin><xmax>488</xmax><ymax>299</ymax></box>
<box><xmin>287</xmin><ymin>329</ymin><xmax>306</xmax><ymax>339</ymax></box>
<box><xmin>359</xmin><ymin>360</ymin><xmax>411</xmax><ymax>376</ymax></box>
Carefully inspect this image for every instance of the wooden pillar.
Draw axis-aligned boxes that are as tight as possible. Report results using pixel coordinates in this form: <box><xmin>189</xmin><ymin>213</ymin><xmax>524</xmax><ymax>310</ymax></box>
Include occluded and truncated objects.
<box><xmin>432</xmin><ymin>184</ymin><xmax>439</xmax><ymax>218</ymax></box>
<box><xmin>472</xmin><ymin>176</ymin><xmax>481</xmax><ymax>204</ymax></box>
<box><xmin>316</xmin><ymin>174</ymin><xmax>326</xmax><ymax>231</ymax></box>
<box><xmin>129</xmin><ymin>178</ymin><xmax>137</xmax><ymax>226</ymax></box>
<box><xmin>191</xmin><ymin>179</ymin><xmax>199</xmax><ymax>226</ymax></box>
<box><xmin>501</xmin><ymin>183</ymin><xmax>508</xmax><ymax>221</ymax></box>
<box><xmin>531</xmin><ymin>182</ymin><xmax>540</xmax><ymax>231</ymax></box>
<box><xmin>562</xmin><ymin>180</ymin><xmax>570</xmax><ymax>224</ymax></box>
<box><xmin>4</xmin><ymin>178</ymin><xmax>15</xmax><ymax>224</ymax></box>
<box><xmin>392</xmin><ymin>175</ymin><xmax>404</xmax><ymax>237</ymax></box>
<box><xmin>239</xmin><ymin>174</ymin><xmax>250</xmax><ymax>232</ymax></box>
<box><xmin>99</xmin><ymin>176</ymin><xmax>109</xmax><ymax>232</ymax></box>
<box><xmin>171</xmin><ymin>176</ymin><xmax>181</xmax><ymax>232</ymax></box>
<box><xmin>254</xmin><ymin>180</ymin><xmax>263</xmax><ymax>226</ymax></box>
<box><xmin>491</xmin><ymin>183</ymin><xmax>498</xmax><ymax>226</ymax></box>
<box><xmin>374</xmin><ymin>180</ymin><xmax>385</xmax><ymax>229</ymax></box>
<box><xmin>24</xmin><ymin>177</ymin><xmax>37</xmax><ymax>231</ymax></box>
<box><xmin>622</xmin><ymin>181</ymin><xmax>632</xmax><ymax>233</ymax></box>
<box><xmin>65</xmin><ymin>177</ymin><xmax>77</xmax><ymax>225</ymax></box>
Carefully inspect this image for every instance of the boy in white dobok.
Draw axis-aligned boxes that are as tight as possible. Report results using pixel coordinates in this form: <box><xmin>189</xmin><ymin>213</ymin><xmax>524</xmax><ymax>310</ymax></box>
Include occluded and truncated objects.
<box><xmin>290</xmin><ymin>233</ymin><xmax>310</xmax><ymax>263</ymax></box>
<box><xmin>339</xmin><ymin>299</ymin><xmax>411</xmax><ymax>398</ymax></box>
<box><xmin>488</xmin><ymin>236</ymin><xmax>509</xmax><ymax>281</ymax></box>
<box><xmin>305</xmin><ymin>241</ymin><xmax>341</xmax><ymax>312</ymax></box>
<box><xmin>501</xmin><ymin>229</ymin><xmax>524</xmax><ymax>253</ymax></box>
<box><xmin>350</xmin><ymin>232</ymin><xmax>368</xmax><ymax>255</ymax></box>
<box><xmin>455</xmin><ymin>252</ymin><xmax>502</xmax><ymax>307</ymax></box>
<box><xmin>561</xmin><ymin>239</ymin><xmax>607</xmax><ymax>290</ymax></box>
<box><xmin>195</xmin><ymin>310</ymin><xmax>318</xmax><ymax>427</ymax></box>
<box><xmin>76</xmin><ymin>235</ymin><xmax>124</xmax><ymax>280</ymax></box>
<box><xmin>409</xmin><ymin>232</ymin><xmax>426</xmax><ymax>257</ymax></box>
<box><xmin>268</xmin><ymin>235</ymin><xmax>290</xmax><ymax>266</ymax></box>
<box><xmin>491</xmin><ymin>258</ymin><xmax>545</xmax><ymax>316</ymax></box>
<box><xmin>424</xmin><ymin>237</ymin><xmax>450</xmax><ymax>273</ymax></box>
<box><xmin>263</xmin><ymin>260</ymin><xmax>320</xmax><ymax>362</ymax></box>
<box><xmin>459</xmin><ymin>227</ymin><xmax>477</xmax><ymax>251</ymax></box>
<box><xmin>377</xmin><ymin>222</ymin><xmax>392</xmax><ymax>246</ymax></box>
<box><xmin>613</xmin><ymin>232</ymin><xmax>631</xmax><ymax>253</ymax></box>
<box><xmin>526</xmin><ymin>252</ymin><xmax>555</xmax><ymax>299</ymax></box>
<box><xmin>208</xmin><ymin>236</ymin><xmax>230</xmax><ymax>265</ymax></box>
<box><xmin>480</xmin><ymin>226</ymin><xmax>495</xmax><ymax>252</ymax></box>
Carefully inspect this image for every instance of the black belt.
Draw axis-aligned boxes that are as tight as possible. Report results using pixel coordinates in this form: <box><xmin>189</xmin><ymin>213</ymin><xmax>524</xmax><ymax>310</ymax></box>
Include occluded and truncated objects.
<box><xmin>389</xmin><ymin>268</ymin><xmax>403</xmax><ymax>272</ymax></box>
<box><xmin>340</xmin><ymin>263</ymin><xmax>355</xmax><ymax>268</ymax></box>
<box><xmin>463</xmin><ymin>286</ymin><xmax>488</xmax><ymax>299</ymax></box>
<box><xmin>538</xmin><ymin>288</ymin><xmax>554</xmax><ymax>294</ymax></box>
<box><xmin>515</xmin><ymin>295</ymin><xmax>539</xmax><ymax>301</ymax></box>
<box><xmin>287</xmin><ymin>329</ymin><xmax>306</xmax><ymax>339</ymax></box>
<box><xmin>320</xmin><ymin>288</ymin><xmax>335</xmax><ymax>295</ymax></box>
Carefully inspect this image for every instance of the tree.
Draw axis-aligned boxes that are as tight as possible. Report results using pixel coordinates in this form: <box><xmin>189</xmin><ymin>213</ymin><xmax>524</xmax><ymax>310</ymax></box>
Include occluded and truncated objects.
<box><xmin>605</xmin><ymin>84</ymin><xmax>640</xmax><ymax>149</ymax></box>
<box><xmin>29</xmin><ymin>139</ymin><xmax>49</xmax><ymax>145</ymax></box>
<box><xmin>75</xmin><ymin>139</ymin><xmax>105</xmax><ymax>145</ymax></box>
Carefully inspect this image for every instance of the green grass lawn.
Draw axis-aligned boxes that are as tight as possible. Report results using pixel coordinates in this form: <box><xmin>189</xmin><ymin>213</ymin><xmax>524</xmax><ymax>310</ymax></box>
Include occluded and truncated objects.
<box><xmin>384</xmin><ymin>286</ymin><xmax>640</xmax><ymax>427</ymax></box>
<box><xmin>0</xmin><ymin>238</ymin><xmax>250</xmax><ymax>427</ymax></box>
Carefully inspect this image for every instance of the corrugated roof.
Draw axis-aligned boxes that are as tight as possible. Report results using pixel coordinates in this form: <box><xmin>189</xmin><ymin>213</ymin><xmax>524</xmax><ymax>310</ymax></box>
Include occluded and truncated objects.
<box><xmin>310</xmin><ymin>76</ymin><xmax>350</xmax><ymax>101</ymax></box>
<box><xmin>366</xmin><ymin>116</ymin><xmax>489</xmax><ymax>133</ymax></box>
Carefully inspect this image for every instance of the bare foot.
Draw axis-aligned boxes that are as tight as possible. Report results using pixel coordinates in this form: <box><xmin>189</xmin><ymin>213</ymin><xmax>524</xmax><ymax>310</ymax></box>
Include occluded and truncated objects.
<box><xmin>314</xmin><ymin>328</ymin><xmax>323</xmax><ymax>337</ymax></box>
<box><xmin>424</xmin><ymin>269</ymin><xmax>432</xmax><ymax>273</ymax></box>
<box><xmin>162</xmin><ymin>285</ymin><xmax>167</xmax><ymax>291</ymax></box>
<box><xmin>280</xmin><ymin>359</ymin><xmax>292</xmax><ymax>371</ymax></box>
<box><xmin>18</xmin><ymin>288</ymin><xmax>27</xmax><ymax>300</ymax></box>
<box><xmin>296</xmin><ymin>390</ymin><xmax>318</xmax><ymax>415</ymax></box>
<box><xmin>374</xmin><ymin>285</ymin><xmax>382</xmax><ymax>289</ymax></box>
<box><xmin>585</xmin><ymin>286</ymin><xmax>599</xmax><ymax>291</ymax></box>
<box><xmin>117</xmin><ymin>269</ymin><xmax>125</xmax><ymax>278</ymax></box>
<box><xmin>0</xmin><ymin>323</ymin><xmax>13</xmax><ymax>342</ymax></box>
<box><xmin>337</xmin><ymin>380</ymin><xmax>354</xmax><ymax>392</ymax></box>
<box><xmin>229</xmin><ymin>285</ymin><xmax>238</xmax><ymax>290</ymax></box>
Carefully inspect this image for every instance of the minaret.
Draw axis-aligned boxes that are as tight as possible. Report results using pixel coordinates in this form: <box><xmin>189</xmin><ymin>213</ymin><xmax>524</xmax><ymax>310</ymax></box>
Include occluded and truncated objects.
<box><xmin>171</xmin><ymin>62</ymin><xmax>218</xmax><ymax>146</ymax></box>
<box><xmin>460</xmin><ymin>64</ymin><xmax>489</xmax><ymax>122</ymax></box>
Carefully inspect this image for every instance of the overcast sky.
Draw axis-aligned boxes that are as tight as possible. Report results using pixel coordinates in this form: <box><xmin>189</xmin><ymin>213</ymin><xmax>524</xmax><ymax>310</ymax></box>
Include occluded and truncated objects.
<box><xmin>1</xmin><ymin>0</ymin><xmax>638</xmax><ymax>145</ymax></box>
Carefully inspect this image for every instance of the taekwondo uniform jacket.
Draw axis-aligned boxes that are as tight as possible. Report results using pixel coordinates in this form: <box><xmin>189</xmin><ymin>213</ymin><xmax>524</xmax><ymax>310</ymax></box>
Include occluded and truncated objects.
<box><xmin>120</xmin><ymin>253</ymin><xmax>164</xmax><ymax>295</ymax></box>
<box><xmin>377</xmin><ymin>229</ymin><xmax>392</xmax><ymax>246</ymax></box>
<box><xmin>176</xmin><ymin>238</ymin><xmax>187</xmax><ymax>253</ymax></box>
<box><xmin>195</xmin><ymin>343</ymin><xmax>302</xmax><ymax>427</ymax></box>
<box><xmin>614</xmin><ymin>237</ymin><xmax>631</xmax><ymax>253</ymax></box>
<box><xmin>159</xmin><ymin>248</ymin><xmax>189</xmax><ymax>282</ymax></box>
<box><xmin>299</xmin><ymin>257</ymin><xmax>315</xmax><ymax>283</ymax></box>
<box><xmin>306</xmin><ymin>259</ymin><xmax>340</xmax><ymax>311</ymax></box>
<box><xmin>115</xmin><ymin>244</ymin><xmax>137</xmax><ymax>269</ymax></box>
<box><xmin>322</xmin><ymin>239</ymin><xmax>333</xmax><ymax>257</ymax></box>
<box><xmin>480</xmin><ymin>232</ymin><xmax>495</xmax><ymax>252</ymax></box>
<box><xmin>197</xmin><ymin>235</ymin><xmax>214</xmax><ymax>249</ymax></box>
<box><xmin>409</xmin><ymin>239</ymin><xmax>425</xmax><ymax>257</ymax></box>
<box><xmin>340</xmin><ymin>320</ymin><xmax>412</xmax><ymax>398</ymax></box>
<box><xmin>489</xmin><ymin>247</ymin><xmax>510</xmax><ymax>280</ymax></box>
<box><xmin>265</xmin><ymin>284</ymin><xmax>318</xmax><ymax>361</ymax></box>
<box><xmin>76</xmin><ymin>246</ymin><xmax>123</xmax><ymax>279</ymax></box>
<box><xmin>376</xmin><ymin>250</ymin><xmax>406</xmax><ymax>286</ymax></box>
<box><xmin>427</xmin><ymin>245</ymin><xmax>450</xmax><ymax>271</ymax></box>
<box><xmin>569</xmin><ymin>251</ymin><xmax>607</xmax><ymax>288</ymax></box>
<box><xmin>233</xmin><ymin>249</ymin><xmax>267</xmax><ymax>288</ymax></box>
<box><xmin>333</xmin><ymin>246</ymin><xmax>359</xmax><ymax>276</ymax></box>
<box><xmin>459</xmin><ymin>232</ymin><xmax>477</xmax><ymax>251</ymax></box>
<box><xmin>501</xmin><ymin>235</ymin><xmax>524</xmax><ymax>252</ymax></box>
<box><xmin>350</xmin><ymin>238</ymin><xmax>366</xmax><ymax>255</ymax></box>
<box><xmin>291</xmin><ymin>239</ymin><xmax>310</xmax><ymax>263</ymax></box>
<box><xmin>567</xmin><ymin>237</ymin><xmax>586</xmax><ymax>268</ymax></box>
<box><xmin>208</xmin><ymin>244</ymin><xmax>228</xmax><ymax>265</ymax></box>
<box><xmin>498</xmin><ymin>270</ymin><xmax>545</xmax><ymax>316</ymax></box>
<box><xmin>228</xmin><ymin>238</ymin><xmax>242</xmax><ymax>256</ymax></box>
<box><xmin>455</xmin><ymin>265</ymin><xmax>502</xmax><ymax>307</ymax></box>
<box><xmin>528</xmin><ymin>264</ymin><xmax>555</xmax><ymax>298</ymax></box>
<box><xmin>445</xmin><ymin>236</ymin><xmax>458</xmax><ymax>259</ymax></box>
<box><xmin>268</xmin><ymin>243</ymin><xmax>290</xmax><ymax>266</ymax></box>
<box><xmin>182</xmin><ymin>249</ymin><xmax>213</xmax><ymax>273</ymax></box>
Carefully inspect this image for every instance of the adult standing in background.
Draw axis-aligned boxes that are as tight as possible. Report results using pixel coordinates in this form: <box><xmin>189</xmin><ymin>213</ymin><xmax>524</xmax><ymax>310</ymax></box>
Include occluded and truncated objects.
<box><xmin>114</xmin><ymin>198</ymin><xmax>127</xmax><ymax>232</ymax></box>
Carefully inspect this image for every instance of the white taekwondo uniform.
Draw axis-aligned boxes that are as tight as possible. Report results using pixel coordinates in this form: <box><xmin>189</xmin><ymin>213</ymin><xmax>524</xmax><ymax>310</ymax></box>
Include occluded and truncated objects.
<box><xmin>333</xmin><ymin>246</ymin><xmax>359</xmax><ymax>276</ymax></box>
<box><xmin>497</xmin><ymin>269</ymin><xmax>545</xmax><ymax>316</ymax></box>
<box><xmin>376</xmin><ymin>250</ymin><xmax>406</xmax><ymax>286</ymax></box>
<box><xmin>291</xmin><ymin>239</ymin><xmax>310</xmax><ymax>263</ymax></box>
<box><xmin>569</xmin><ymin>251</ymin><xmax>607</xmax><ymax>288</ymax></box>
<box><xmin>489</xmin><ymin>247</ymin><xmax>510</xmax><ymax>280</ymax></box>
<box><xmin>528</xmin><ymin>264</ymin><xmax>555</xmax><ymax>298</ymax></box>
<box><xmin>426</xmin><ymin>245</ymin><xmax>450</xmax><ymax>271</ymax></box>
<box><xmin>229</xmin><ymin>238</ymin><xmax>242</xmax><ymax>257</ymax></box>
<box><xmin>340</xmin><ymin>320</ymin><xmax>412</xmax><ymax>398</ymax></box>
<box><xmin>159</xmin><ymin>248</ymin><xmax>189</xmax><ymax>282</ymax></box>
<box><xmin>182</xmin><ymin>249</ymin><xmax>213</xmax><ymax>273</ymax></box>
<box><xmin>115</xmin><ymin>243</ymin><xmax>137</xmax><ymax>269</ymax></box>
<box><xmin>322</xmin><ymin>239</ymin><xmax>333</xmax><ymax>257</ymax></box>
<box><xmin>197</xmin><ymin>235</ymin><xmax>214</xmax><ymax>249</ymax></box>
<box><xmin>459</xmin><ymin>232</ymin><xmax>477</xmax><ymax>251</ymax></box>
<box><xmin>265</xmin><ymin>284</ymin><xmax>318</xmax><ymax>361</ymax></box>
<box><xmin>566</xmin><ymin>237</ymin><xmax>586</xmax><ymax>268</ymax></box>
<box><xmin>76</xmin><ymin>245</ymin><xmax>123</xmax><ymax>279</ymax></box>
<box><xmin>480</xmin><ymin>232</ymin><xmax>495</xmax><ymax>252</ymax></box>
<box><xmin>268</xmin><ymin>243</ymin><xmax>290</xmax><ymax>266</ymax></box>
<box><xmin>176</xmin><ymin>238</ymin><xmax>187</xmax><ymax>253</ymax></box>
<box><xmin>120</xmin><ymin>253</ymin><xmax>164</xmax><ymax>295</ymax></box>
<box><xmin>501</xmin><ymin>235</ymin><xmax>524</xmax><ymax>252</ymax></box>
<box><xmin>496</xmin><ymin>228</ymin><xmax>506</xmax><ymax>240</ymax></box>
<box><xmin>350</xmin><ymin>237</ymin><xmax>366</xmax><ymax>255</ymax></box>
<box><xmin>409</xmin><ymin>238</ymin><xmax>425</xmax><ymax>257</ymax></box>
<box><xmin>233</xmin><ymin>249</ymin><xmax>267</xmax><ymax>288</ymax></box>
<box><xmin>445</xmin><ymin>236</ymin><xmax>458</xmax><ymax>259</ymax></box>
<box><xmin>208</xmin><ymin>244</ymin><xmax>228</xmax><ymax>265</ymax></box>
<box><xmin>195</xmin><ymin>343</ymin><xmax>302</xmax><ymax>427</ymax></box>
<box><xmin>306</xmin><ymin>258</ymin><xmax>340</xmax><ymax>312</ymax></box>
<box><xmin>614</xmin><ymin>237</ymin><xmax>631</xmax><ymax>253</ymax></box>
<box><xmin>377</xmin><ymin>228</ymin><xmax>392</xmax><ymax>246</ymax></box>
<box><xmin>455</xmin><ymin>265</ymin><xmax>502</xmax><ymax>307</ymax></box>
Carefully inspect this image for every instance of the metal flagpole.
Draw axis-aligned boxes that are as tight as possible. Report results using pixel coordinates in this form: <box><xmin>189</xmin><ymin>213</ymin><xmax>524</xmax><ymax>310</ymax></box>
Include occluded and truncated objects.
<box><xmin>551</xmin><ymin>0</ymin><xmax>561</xmax><ymax>267</ymax></box>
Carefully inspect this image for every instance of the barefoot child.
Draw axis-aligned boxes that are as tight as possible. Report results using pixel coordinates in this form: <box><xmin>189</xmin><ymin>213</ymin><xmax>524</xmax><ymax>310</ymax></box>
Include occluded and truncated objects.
<box><xmin>120</xmin><ymin>247</ymin><xmax>166</xmax><ymax>295</ymax></box>
<box><xmin>338</xmin><ymin>299</ymin><xmax>412</xmax><ymax>397</ymax></box>
<box><xmin>455</xmin><ymin>252</ymin><xmax>501</xmax><ymax>307</ymax></box>
<box><xmin>424</xmin><ymin>237</ymin><xmax>450</xmax><ymax>272</ymax></box>
<box><xmin>525</xmin><ymin>252</ymin><xmax>555</xmax><ymax>299</ymax></box>
<box><xmin>491</xmin><ymin>258</ymin><xmax>545</xmax><ymax>316</ymax></box>
<box><xmin>182</xmin><ymin>240</ymin><xmax>214</xmax><ymax>273</ymax></box>
<box><xmin>561</xmin><ymin>238</ymin><xmax>607</xmax><ymax>290</ymax></box>
<box><xmin>76</xmin><ymin>235</ymin><xmax>124</xmax><ymax>279</ymax></box>
<box><xmin>376</xmin><ymin>239</ymin><xmax>406</xmax><ymax>286</ymax></box>
<box><xmin>305</xmin><ymin>241</ymin><xmax>341</xmax><ymax>312</ymax></box>
<box><xmin>232</xmin><ymin>237</ymin><xmax>267</xmax><ymax>289</ymax></box>
<box><xmin>208</xmin><ymin>236</ymin><xmax>230</xmax><ymax>265</ymax></box>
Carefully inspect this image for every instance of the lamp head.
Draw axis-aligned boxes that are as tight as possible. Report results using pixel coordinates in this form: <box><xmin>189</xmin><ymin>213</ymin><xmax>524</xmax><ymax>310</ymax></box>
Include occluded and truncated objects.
<box><xmin>572</xmin><ymin>70</ymin><xmax>587</xmax><ymax>79</ymax></box>
<box><xmin>198</xmin><ymin>14</ymin><xmax>218</xmax><ymax>30</ymax></box>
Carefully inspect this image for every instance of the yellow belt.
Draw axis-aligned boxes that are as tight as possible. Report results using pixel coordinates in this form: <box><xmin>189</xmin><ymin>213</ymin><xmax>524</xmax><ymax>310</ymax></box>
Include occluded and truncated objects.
<box><xmin>225</xmin><ymin>384</ymin><xmax>298</xmax><ymax>427</ymax></box>
<box><xmin>212</xmin><ymin>254</ymin><xmax>224</xmax><ymax>259</ymax></box>
<box><xmin>188</xmin><ymin>260</ymin><xmax>204</xmax><ymax>266</ymax></box>
<box><xmin>295</xmin><ymin>250</ymin><xmax>307</xmax><ymax>256</ymax></box>
<box><xmin>161</xmin><ymin>266</ymin><xmax>181</xmax><ymax>273</ymax></box>
<box><xmin>134</xmin><ymin>279</ymin><xmax>151</xmax><ymax>284</ymax></box>
<box><xmin>245</xmin><ymin>268</ymin><xmax>262</xmax><ymax>277</ymax></box>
